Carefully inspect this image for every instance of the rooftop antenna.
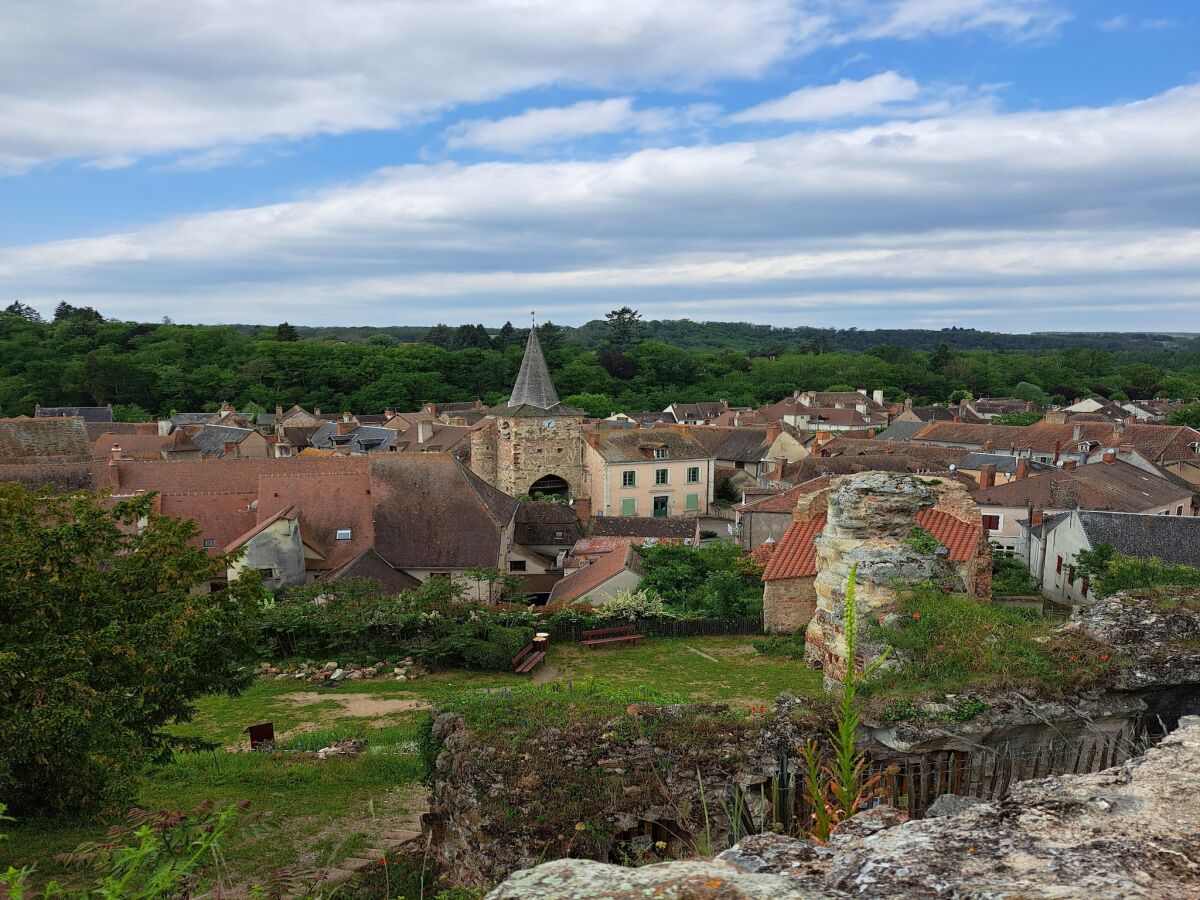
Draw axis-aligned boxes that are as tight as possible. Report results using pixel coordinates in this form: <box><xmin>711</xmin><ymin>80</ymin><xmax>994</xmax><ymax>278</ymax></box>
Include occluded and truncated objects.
<box><xmin>531</xmin><ymin>309</ymin><xmax>537</xmax><ymax>330</ymax></box>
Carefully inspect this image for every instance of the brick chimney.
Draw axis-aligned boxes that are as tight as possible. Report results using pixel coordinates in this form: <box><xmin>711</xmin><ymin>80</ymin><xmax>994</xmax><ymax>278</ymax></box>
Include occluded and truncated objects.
<box><xmin>222</xmin><ymin>440</ymin><xmax>239</xmax><ymax>458</ymax></box>
<box><xmin>1015</xmin><ymin>457</ymin><xmax>1029</xmax><ymax>480</ymax></box>
<box><xmin>765</xmin><ymin>422</ymin><xmax>782</xmax><ymax>444</ymax></box>
<box><xmin>336</xmin><ymin>418</ymin><xmax>355</xmax><ymax>436</ymax></box>
<box><xmin>109</xmin><ymin>444</ymin><xmax>122</xmax><ymax>464</ymax></box>
<box><xmin>1062</xmin><ymin>458</ymin><xmax>1077</xmax><ymax>470</ymax></box>
<box><xmin>982</xmin><ymin>438</ymin><xmax>994</xmax><ymax>452</ymax></box>
<box><xmin>1102</xmin><ymin>449</ymin><xmax>1116</xmax><ymax>464</ymax></box>
<box><xmin>1053</xmin><ymin>440</ymin><xmax>1061</xmax><ymax>465</ymax></box>
<box><xmin>979</xmin><ymin>463</ymin><xmax>997</xmax><ymax>489</ymax></box>
<box><xmin>1030</xmin><ymin>509</ymin><xmax>1044</xmax><ymax>526</ymax></box>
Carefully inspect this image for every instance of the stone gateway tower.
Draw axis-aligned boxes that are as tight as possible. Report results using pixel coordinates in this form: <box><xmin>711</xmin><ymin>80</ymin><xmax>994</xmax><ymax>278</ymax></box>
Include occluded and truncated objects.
<box><xmin>468</xmin><ymin>327</ymin><xmax>584</xmax><ymax>499</ymax></box>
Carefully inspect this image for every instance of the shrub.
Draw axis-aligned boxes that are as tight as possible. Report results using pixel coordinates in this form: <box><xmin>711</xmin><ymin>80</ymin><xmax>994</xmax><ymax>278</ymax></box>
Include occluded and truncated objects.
<box><xmin>596</xmin><ymin>589</ymin><xmax>675</xmax><ymax>622</ymax></box>
<box><xmin>0</xmin><ymin>486</ymin><xmax>261</xmax><ymax>815</ymax></box>
<box><xmin>903</xmin><ymin>526</ymin><xmax>941</xmax><ymax>556</ymax></box>
<box><xmin>462</xmin><ymin>626</ymin><xmax>532</xmax><ymax>671</ymax></box>
<box><xmin>638</xmin><ymin>542</ymin><xmax>764</xmax><ymax>618</ymax></box>
<box><xmin>991</xmin><ymin>553</ymin><xmax>1040</xmax><ymax>596</ymax></box>
<box><xmin>880</xmin><ymin>699</ymin><xmax>919</xmax><ymax>722</ymax></box>
<box><xmin>1076</xmin><ymin>544</ymin><xmax>1200</xmax><ymax>598</ymax></box>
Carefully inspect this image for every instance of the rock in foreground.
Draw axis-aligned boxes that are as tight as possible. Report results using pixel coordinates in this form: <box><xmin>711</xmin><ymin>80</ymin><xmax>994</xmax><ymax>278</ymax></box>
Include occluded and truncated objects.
<box><xmin>488</xmin><ymin>716</ymin><xmax>1200</xmax><ymax>899</ymax></box>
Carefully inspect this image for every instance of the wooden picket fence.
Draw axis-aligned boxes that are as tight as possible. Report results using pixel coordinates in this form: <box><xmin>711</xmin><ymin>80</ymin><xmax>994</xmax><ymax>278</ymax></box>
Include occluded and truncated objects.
<box><xmin>733</xmin><ymin>718</ymin><xmax>1159</xmax><ymax>833</ymax></box>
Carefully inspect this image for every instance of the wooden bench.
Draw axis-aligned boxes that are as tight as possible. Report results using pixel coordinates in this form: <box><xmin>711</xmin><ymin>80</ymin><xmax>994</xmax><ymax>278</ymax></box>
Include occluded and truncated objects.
<box><xmin>512</xmin><ymin>642</ymin><xmax>547</xmax><ymax>674</ymax></box>
<box><xmin>580</xmin><ymin>625</ymin><xmax>643</xmax><ymax>650</ymax></box>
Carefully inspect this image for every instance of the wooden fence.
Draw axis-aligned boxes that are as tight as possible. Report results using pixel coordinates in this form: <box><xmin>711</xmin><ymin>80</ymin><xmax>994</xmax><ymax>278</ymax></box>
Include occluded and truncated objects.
<box><xmin>545</xmin><ymin>616</ymin><xmax>763</xmax><ymax>643</ymax></box>
<box><xmin>733</xmin><ymin>718</ymin><xmax>1158</xmax><ymax>833</ymax></box>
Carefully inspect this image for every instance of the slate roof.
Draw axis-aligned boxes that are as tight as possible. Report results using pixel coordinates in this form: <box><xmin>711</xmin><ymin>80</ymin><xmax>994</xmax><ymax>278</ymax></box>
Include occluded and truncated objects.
<box><xmin>589</xmin><ymin>516</ymin><xmax>699</xmax><ymax>540</ymax></box>
<box><xmin>515</xmin><ymin>501</ymin><xmax>582</xmax><ymax>546</ymax></box>
<box><xmin>549</xmin><ymin>543</ymin><xmax>644</xmax><ymax>604</ymax></box>
<box><xmin>310</xmin><ymin>422</ymin><xmax>397</xmax><ymax>453</ymax></box>
<box><xmin>370</xmin><ymin>454</ymin><xmax>519</xmax><ymax>570</ymax></box>
<box><xmin>192</xmin><ymin>424</ymin><xmax>256</xmax><ymax>457</ymax></box>
<box><xmin>971</xmin><ymin>460</ymin><xmax>1193</xmax><ymax>512</ymax></box>
<box><xmin>171</xmin><ymin>412</ymin><xmax>218</xmax><ymax>426</ymax></box>
<box><xmin>35</xmin><ymin>405</ymin><xmax>112</xmax><ymax>423</ymax></box>
<box><xmin>0</xmin><ymin>417</ymin><xmax>91</xmax><ymax>462</ymax></box>
<box><xmin>1074</xmin><ymin>511</ymin><xmax>1200</xmax><ymax>567</ymax></box>
<box><xmin>669</xmin><ymin>402</ymin><xmax>727</xmax><ymax>422</ymax></box>
<box><xmin>281</xmin><ymin>425</ymin><xmax>320</xmax><ymax>449</ymax></box>
<box><xmin>957</xmin><ymin>452</ymin><xmax>1053</xmax><ymax>475</ymax></box>
<box><xmin>494</xmin><ymin>329</ymin><xmax>582</xmax><ymax>416</ymax></box>
<box><xmin>764</xmin><ymin>508</ymin><xmax>982</xmax><ymax>581</ymax></box>
<box><xmin>585</xmin><ymin>426</ymin><xmax>712</xmax><ymax>462</ymax></box>
<box><xmin>874</xmin><ymin>421</ymin><xmax>927</xmax><ymax>442</ymax></box>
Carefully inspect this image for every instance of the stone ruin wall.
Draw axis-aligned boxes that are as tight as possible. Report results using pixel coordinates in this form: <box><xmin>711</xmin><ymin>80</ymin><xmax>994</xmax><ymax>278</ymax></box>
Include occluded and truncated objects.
<box><xmin>805</xmin><ymin>472</ymin><xmax>986</xmax><ymax>687</ymax></box>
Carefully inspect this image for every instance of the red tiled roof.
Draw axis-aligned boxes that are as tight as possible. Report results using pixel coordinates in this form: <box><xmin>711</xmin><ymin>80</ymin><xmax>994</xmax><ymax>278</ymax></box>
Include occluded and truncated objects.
<box><xmin>762</xmin><ymin>515</ymin><xmax>826</xmax><ymax>580</ymax></box>
<box><xmin>223</xmin><ymin>504</ymin><xmax>298</xmax><ymax>553</ymax></box>
<box><xmin>762</xmin><ymin>508</ymin><xmax>982</xmax><ymax>581</ymax></box>
<box><xmin>550</xmin><ymin>544</ymin><xmax>644</xmax><ymax>604</ymax></box>
<box><xmin>570</xmin><ymin>535</ymin><xmax>683</xmax><ymax>556</ymax></box>
<box><xmin>735</xmin><ymin>476</ymin><xmax>831</xmax><ymax>513</ymax></box>
<box><xmin>914</xmin><ymin>508</ymin><xmax>982</xmax><ymax>562</ymax></box>
<box><xmin>156</xmin><ymin>492</ymin><xmax>258</xmax><ymax>556</ymax></box>
<box><xmin>103</xmin><ymin>456</ymin><xmax>371</xmax><ymax>494</ymax></box>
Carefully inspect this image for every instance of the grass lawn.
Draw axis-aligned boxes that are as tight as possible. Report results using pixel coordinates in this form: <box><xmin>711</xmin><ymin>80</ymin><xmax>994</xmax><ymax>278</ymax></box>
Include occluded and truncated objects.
<box><xmin>1</xmin><ymin>636</ymin><xmax>820</xmax><ymax>889</ymax></box>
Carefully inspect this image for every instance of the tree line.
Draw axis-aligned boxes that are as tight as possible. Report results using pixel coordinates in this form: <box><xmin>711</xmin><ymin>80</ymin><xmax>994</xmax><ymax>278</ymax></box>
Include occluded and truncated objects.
<box><xmin>2</xmin><ymin>303</ymin><xmax>1198</xmax><ymax>421</ymax></box>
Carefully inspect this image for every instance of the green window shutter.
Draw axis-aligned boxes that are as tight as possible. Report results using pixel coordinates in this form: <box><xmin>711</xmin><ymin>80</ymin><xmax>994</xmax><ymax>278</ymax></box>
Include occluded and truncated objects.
<box><xmin>620</xmin><ymin>497</ymin><xmax>637</xmax><ymax>516</ymax></box>
<box><xmin>685</xmin><ymin>493</ymin><xmax>700</xmax><ymax>511</ymax></box>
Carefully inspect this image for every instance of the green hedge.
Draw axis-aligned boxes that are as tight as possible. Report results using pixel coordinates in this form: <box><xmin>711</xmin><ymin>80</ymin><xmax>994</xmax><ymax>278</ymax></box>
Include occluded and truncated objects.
<box><xmin>463</xmin><ymin>627</ymin><xmax>534</xmax><ymax>671</ymax></box>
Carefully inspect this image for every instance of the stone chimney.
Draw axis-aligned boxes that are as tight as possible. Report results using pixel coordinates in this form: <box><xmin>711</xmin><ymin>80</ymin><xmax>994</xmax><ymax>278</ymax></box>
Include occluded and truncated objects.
<box><xmin>1102</xmin><ymin>449</ymin><xmax>1116</xmax><ymax>464</ymax></box>
<box><xmin>979</xmin><ymin>463</ymin><xmax>997</xmax><ymax>489</ymax></box>
<box><xmin>872</xmin><ymin>389</ymin><xmax>884</xmax><ymax>406</ymax></box>
<box><xmin>1113</xmin><ymin>418</ymin><xmax>1126</xmax><ymax>438</ymax></box>
<box><xmin>1015</xmin><ymin>457</ymin><xmax>1029</xmax><ymax>480</ymax></box>
<box><xmin>384</xmin><ymin>408</ymin><xmax>396</xmax><ymax>418</ymax></box>
<box><xmin>417</xmin><ymin>420</ymin><xmax>434</xmax><ymax>444</ymax></box>
<box><xmin>791</xmin><ymin>487</ymin><xmax>828</xmax><ymax>522</ymax></box>
<box><xmin>222</xmin><ymin>440</ymin><xmax>239</xmax><ymax>458</ymax></box>
<box><xmin>903</xmin><ymin>397</ymin><xmax>913</xmax><ymax>410</ymax></box>
<box><xmin>313</xmin><ymin>406</ymin><xmax>321</xmax><ymax>416</ymax></box>
<box><xmin>109</xmin><ymin>444</ymin><xmax>122</xmax><ymax>464</ymax></box>
<box><xmin>856</xmin><ymin>388</ymin><xmax>867</xmax><ymax>396</ymax></box>
<box><xmin>219</xmin><ymin>400</ymin><xmax>234</xmax><ymax>413</ymax></box>
<box><xmin>275</xmin><ymin>404</ymin><xmax>283</xmax><ymax>418</ymax></box>
<box><xmin>1072</xmin><ymin>424</ymin><xmax>1084</xmax><ymax>442</ymax></box>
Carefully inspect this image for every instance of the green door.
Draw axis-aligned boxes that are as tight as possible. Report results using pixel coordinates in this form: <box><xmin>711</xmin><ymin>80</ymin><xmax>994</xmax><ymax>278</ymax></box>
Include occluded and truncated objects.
<box><xmin>653</xmin><ymin>496</ymin><xmax>668</xmax><ymax>518</ymax></box>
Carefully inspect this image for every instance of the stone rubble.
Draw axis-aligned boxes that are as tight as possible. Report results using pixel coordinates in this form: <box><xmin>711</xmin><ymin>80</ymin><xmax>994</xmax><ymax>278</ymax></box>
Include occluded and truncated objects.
<box><xmin>256</xmin><ymin>657</ymin><xmax>429</xmax><ymax>683</ymax></box>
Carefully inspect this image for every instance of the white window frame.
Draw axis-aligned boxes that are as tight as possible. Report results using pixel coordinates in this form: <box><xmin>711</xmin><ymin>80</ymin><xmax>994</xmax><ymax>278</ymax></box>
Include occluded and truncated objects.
<box><xmin>335</xmin><ymin>528</ymin><xmax>352</xmax><ymax>541</ymax></box>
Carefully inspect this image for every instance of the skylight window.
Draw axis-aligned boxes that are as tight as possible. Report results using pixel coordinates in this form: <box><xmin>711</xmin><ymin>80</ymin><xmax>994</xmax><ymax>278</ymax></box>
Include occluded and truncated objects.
<box><xmin>336</xmin><ymin>528</ymin><xmax>352</xmax><ymax>541</ymax></box>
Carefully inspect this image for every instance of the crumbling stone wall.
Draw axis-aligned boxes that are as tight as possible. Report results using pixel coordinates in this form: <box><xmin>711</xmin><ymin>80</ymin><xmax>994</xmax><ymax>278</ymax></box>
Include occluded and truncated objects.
<box><xmin>763</xmin><ymin>577</ymin><xmax>818</xmax><ymax>634</ymax></box>
<box><xmin>423</xmin><ymin>697</ymin><xmax>819</xmax><ymax>889</ymax></box>
<box><xmin>805</xmin><ymin>473</ymin><xmax>979</xmax><ymax>686</ymax></box>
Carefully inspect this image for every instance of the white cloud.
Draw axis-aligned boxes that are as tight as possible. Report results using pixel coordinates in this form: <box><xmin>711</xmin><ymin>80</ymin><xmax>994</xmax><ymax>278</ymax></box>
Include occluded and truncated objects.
<box><xmin>1099</xmin><ymin>14</ymin><xmax>1130</xmax><ymax>31</ymax></box>
<box><xmin>0</xmin><ymin>0</ymin><xmax>1079</xmax><ymax>172</ymax></box>
<box><xmin>444</xmin><ymin>98</ymin><xmax>712</xmax><ymax>152</ymax></box>
<box><xmin>0</xmin><ymin>0</ymin><xmax>814</xmax><ymax>172</ymax></box>
<box><xmin>731</xmin><ymin>72</ymin><xmax>920</xmax><ymax>122</ymax></box>
<box><xmin>857</xmin><ymin>0</ymin><xmax>1069</xmax><ymax>40</ymax></box>
<box><xmin>3</xmin><ymin>84</ymin><xmax>1197</xmax><ymax>329</ymax></box>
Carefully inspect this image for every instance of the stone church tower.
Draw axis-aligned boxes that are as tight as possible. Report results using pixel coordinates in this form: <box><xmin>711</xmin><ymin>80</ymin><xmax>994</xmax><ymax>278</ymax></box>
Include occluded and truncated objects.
<box><xmin>468</xmin><ymin>327</ymin><xmax>584</xmax><ymax>499</ymax></box>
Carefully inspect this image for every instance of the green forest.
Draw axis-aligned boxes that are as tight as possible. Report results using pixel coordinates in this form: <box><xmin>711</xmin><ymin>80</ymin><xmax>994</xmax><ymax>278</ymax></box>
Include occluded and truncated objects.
<box><xmin>2</xmin><ymin>304</ymin><xmax>1199</xmax><ymax>421</ymax></box>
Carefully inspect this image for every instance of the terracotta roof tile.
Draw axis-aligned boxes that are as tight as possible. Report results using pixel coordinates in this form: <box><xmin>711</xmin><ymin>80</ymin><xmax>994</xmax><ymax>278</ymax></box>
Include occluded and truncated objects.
<box><xmin>762</xmin><ymin>515</ymin><xmax>826</xmax><ymax>580</ymax></box>
<box><xmin>735</xmin><ymin>476</ymin><xmax>831</xmax><ymax>513</ymax></box>
<box><xmin>763</xmin><ymin>508</ymin><xmax>981</xmax><ymax>581</ymax></box>
<box><xmin>550</xmin><ymin>544</ymin><xmax>644</xmax><ymax>604</ymax></box>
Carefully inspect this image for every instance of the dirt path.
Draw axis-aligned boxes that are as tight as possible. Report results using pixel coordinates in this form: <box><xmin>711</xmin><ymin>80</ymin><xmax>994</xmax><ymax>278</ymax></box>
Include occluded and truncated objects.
<box><xmin>281</xmin><ymin>692</ymin><xmax>430</xmax><ymax>717</ymax></box>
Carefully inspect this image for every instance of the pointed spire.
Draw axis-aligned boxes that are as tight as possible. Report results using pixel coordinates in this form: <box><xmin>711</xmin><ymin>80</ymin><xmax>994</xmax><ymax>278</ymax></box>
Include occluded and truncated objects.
<box><xmin>508</xmin><ymin>325</ymin><xmax>561</xmax><ymax>410</ymax></box>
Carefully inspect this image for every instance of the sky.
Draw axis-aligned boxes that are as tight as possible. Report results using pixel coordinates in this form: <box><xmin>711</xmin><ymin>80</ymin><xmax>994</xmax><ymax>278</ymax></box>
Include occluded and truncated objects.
<box><xmin>2</xmin><ymin>0</ymin><xmax>1198</xmax><ymax>331</ymax></box>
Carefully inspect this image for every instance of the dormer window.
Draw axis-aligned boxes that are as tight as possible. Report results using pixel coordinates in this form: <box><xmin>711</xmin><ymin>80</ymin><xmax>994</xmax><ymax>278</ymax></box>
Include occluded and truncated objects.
<box><xmin>654</xmin><ymin>446</ymin><xmax>669</xmax><ymax>460</ymax></box>
<box><xmin>1190</xmin><ymin>442</ymin><xmax>1200</xmax><ymax>453</ymax></box>
<box><xmin>335</xmin><ymin>528</ymin><xmax>352</xmax><ymax>541</ymax></box>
